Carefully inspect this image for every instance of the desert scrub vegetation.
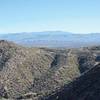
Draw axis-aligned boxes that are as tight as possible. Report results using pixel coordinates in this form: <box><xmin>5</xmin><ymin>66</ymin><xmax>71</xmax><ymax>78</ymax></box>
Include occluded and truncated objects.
<box><xmin>0</xmin><ymin>40</ymin><xmax>100</xmax><ymax>99</ymax></box>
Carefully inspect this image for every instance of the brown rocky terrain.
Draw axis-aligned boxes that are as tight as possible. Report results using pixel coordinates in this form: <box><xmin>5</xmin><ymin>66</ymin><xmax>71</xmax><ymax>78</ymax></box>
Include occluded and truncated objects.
<box><xmin>0</xmin><ymin>40</ymin><xmax>100</xmax><ymax>100</ymax></box>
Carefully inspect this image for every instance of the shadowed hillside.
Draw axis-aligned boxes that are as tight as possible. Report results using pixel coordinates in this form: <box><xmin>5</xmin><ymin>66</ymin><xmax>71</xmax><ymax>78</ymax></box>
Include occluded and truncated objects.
<box><xmin>44</xmin><ymin>63</ymin><xmax>100</xmax><ymax>100</ymax></box>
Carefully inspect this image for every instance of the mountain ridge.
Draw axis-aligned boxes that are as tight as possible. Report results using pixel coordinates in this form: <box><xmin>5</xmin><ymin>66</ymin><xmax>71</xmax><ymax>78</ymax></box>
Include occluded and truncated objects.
<box><xmin>0</xmin><ymin>31</ymin><xmax>100</xmax><ymax>48</ymax></box>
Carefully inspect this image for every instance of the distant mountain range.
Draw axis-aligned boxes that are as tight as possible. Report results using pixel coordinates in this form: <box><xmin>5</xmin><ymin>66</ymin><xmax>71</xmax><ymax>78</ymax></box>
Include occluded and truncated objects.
<box><xmin>0</xmin><ymin>31</ymin><xmax>100</xmax><ymax>48</ymax></box>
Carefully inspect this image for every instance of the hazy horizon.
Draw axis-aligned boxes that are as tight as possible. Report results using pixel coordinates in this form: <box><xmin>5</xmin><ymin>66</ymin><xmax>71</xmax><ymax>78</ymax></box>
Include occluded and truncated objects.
<box><xmin>0</xmin><ymin>31</ymin><xmax>100</xmax><ymax>35</ymax></box>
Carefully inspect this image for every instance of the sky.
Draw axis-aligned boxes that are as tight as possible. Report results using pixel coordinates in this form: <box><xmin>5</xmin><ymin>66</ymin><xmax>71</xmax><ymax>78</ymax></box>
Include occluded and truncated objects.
<box><xmin>0</xmin><ymin>0</ymin><xmax>100</xmax><ymax>34</ymax></box>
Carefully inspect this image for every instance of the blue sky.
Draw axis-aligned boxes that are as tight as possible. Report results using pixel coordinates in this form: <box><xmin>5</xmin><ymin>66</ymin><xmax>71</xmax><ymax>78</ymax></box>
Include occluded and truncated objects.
<box><xmin>0</xmin><ymin>0</ymin><xmax>100</xmax><ymax>34</ymax></box>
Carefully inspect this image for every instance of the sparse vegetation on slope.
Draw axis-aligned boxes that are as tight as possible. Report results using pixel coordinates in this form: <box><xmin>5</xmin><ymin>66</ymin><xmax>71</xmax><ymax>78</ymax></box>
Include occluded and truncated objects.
<box><xmin>0</xmin><ymin>40</ymin><xmax>100</xmax><ymax>100</ymax></box>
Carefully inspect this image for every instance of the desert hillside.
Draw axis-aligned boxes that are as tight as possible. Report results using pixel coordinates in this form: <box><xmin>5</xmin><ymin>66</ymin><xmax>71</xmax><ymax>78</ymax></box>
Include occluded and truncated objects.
<box><xmin>0</xmin><ymin>40</ymin><xmax>100</xmax><ymax>100</ymax></box>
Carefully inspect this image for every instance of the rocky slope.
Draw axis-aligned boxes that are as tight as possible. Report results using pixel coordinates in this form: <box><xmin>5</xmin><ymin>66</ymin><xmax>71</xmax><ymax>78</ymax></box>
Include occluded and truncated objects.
<box><xmin>0</xmin><ymin>40</ymin><xmax>100</xmax><ymax>100</ymax></box>
<box><xmin>45</xmin><ymin>63</ymin><xmax>100</xmax><ymax>100</ymax></box>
